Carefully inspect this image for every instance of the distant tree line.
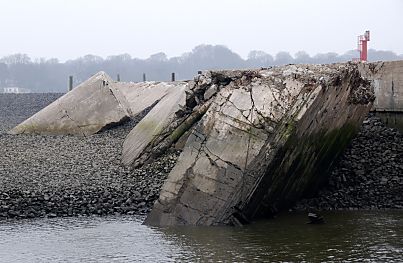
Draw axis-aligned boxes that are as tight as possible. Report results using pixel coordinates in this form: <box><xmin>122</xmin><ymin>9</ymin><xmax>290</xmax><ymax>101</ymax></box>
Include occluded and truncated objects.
<box><xmin>0</xmin><ymin>45</ymin><xmax>402</xmax><ymax>92</ymax></box>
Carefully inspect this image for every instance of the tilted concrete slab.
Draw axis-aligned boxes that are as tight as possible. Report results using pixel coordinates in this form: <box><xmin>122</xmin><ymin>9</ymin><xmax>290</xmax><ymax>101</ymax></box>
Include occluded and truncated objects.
<box><xmin>109</xmin><ymin>81</ymin><xmax>179</xmax><ymax>116</ymax></box>
<box><xmin>122</xmin><ymin>84</ymin><xmax>187</xmax><ymax>167</ymax></box>
<box><xmin>9</xmin><ymin>72</ymin><xmax>129</xmax><ymax>136</ymax></box>
<box><xmin>145</xmin><ymin>63</ymin><xmax>375</xmax><ymax>226</ymax></box>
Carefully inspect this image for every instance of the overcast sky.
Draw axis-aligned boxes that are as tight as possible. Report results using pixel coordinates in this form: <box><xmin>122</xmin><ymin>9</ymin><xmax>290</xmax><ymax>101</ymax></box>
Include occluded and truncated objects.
<box><xmin>0</xmin><ymin>0</ymin><xmax>402</xmax><ymax>61</ymax></box>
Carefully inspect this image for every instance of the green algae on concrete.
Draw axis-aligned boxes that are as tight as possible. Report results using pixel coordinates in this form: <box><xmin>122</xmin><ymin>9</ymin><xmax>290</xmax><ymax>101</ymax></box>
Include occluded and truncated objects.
<box><xmin>244</xmin><ymin>122</ymin><xmax>360</xmax><ymax>219</ymax></box>
<box><xmin>122</xmin><ymin>84</ymin><xmax>187</xmax><ymax>167</ymax></box>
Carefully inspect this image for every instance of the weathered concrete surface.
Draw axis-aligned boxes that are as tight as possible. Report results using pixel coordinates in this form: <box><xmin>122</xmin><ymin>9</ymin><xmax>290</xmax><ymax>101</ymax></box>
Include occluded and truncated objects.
<box><xmin>122</xmin><ymin>84</ymin><xmax>187</xmax><ymax>167</ymax></box>
<box><xmin>10</xmin><ymin>73</ymin><xmax>188</xmax><ymax>136</ymax></box>
<box><xmin>145</xmin><ymin>64</ymin><xmax>375</xmax><ymax>226</ymax></box>
<box><xmin>109</xmin><ymin>81</ymin><xmax>177</xmax><ymax>116</ymax></box>
<box><xmin>374</xmin><ymin>111</ymin><xmax>403</xmax><ymax>132</ymax></box>
<box><xmin>359</xmin><ymin>60</ymin><xmax>403</xmax><ymax>131</ymax></box>
<box><xmin>9</xmin><ymin>72</ymin><xmax>129</xmax><ymax>136</ymax></box>
<box><xmin>359</xmin><ymin>60</ymin><xmax>403</xmax><ymax>112</ymax></box>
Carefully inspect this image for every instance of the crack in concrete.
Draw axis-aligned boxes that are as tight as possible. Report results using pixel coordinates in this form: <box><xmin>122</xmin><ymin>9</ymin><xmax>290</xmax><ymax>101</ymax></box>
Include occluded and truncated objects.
<box><xmin>107</xmin><ymin>83</ymin><xmax>133</xmax><ymax>117</ymax></box>
<box><xmin>203</xmin><ymin>145</ymin><xmax>243</xmax><ymax>172</ymax></box>
<box><xmin>249</xmin><ymin>87</ymin><xmax>280</xmax><ymax>132</ymax></box>
<box><xmin>61</xmin><ymin>109</ymin><xmax>87</xmax><ymax>137</ymax></box>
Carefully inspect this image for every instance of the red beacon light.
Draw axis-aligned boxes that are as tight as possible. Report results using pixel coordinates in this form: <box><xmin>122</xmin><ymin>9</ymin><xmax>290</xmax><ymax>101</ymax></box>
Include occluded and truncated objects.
<box><xmin>357</xmin><ymin>30</ymin><xmax>370</xmax><ymax>62</ymax></box>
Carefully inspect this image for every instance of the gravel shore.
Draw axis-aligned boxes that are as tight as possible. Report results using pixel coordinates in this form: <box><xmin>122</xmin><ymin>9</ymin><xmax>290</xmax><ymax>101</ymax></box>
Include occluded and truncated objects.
<box><xmin>0</xmin><ymin>94</ymin><xmax>179</xmax><ymax>219</ymax></box>
<box><xmin>295</xmin><ymin>113</ymin><xmax>403</xmax><ymax>211</ymax></box>
<box><xmin>1</xmin><ymin>94</ymin><xmax>402</xmax><ymax>220</ymax></box>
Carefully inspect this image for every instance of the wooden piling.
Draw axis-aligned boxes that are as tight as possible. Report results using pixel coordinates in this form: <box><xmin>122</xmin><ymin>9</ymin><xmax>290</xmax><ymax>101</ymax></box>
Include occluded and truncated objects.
<box><xmin>143</xmin><ymin>73</ymin><xmax>146</xmax><ymax>82</ymax></box>
<box><xmin>171</xmin><ymin>72</ymin><xmax>175</xmax><ymax>82</ymax></box>
<box><xmin>68</xmin><ymin>76</ymin><xmax>73</xmax><ymax>91</ymax></box>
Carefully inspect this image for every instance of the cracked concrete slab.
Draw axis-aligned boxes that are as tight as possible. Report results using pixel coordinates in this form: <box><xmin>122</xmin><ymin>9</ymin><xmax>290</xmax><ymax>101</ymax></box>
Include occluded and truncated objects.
<box><xmin>145</xmin><ymin>63</ymin><xmax>375</xmax><ymax>226</ymax></box>
<box><xmin>109</xmin><ymin>81</ymin><xmax>181</xmax><ymax>116</ymax></box>
<box><xmin>122</xmin><ymin>84</ymin><xmax>187</xmax><ymax>167</ymax></box>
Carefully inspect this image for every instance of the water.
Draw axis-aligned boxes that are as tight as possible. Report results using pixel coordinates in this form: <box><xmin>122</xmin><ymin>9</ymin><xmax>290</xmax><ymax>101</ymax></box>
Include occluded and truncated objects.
<box><xmin>0</xmin><ymin>211</ymin><xmax>401</xmax><ymax>262</ymax></box>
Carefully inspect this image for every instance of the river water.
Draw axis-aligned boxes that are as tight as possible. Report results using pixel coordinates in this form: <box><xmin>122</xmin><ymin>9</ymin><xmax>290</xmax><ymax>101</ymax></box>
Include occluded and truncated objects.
<box><xmin>0</xmin><ymin>211</ymin><xmax>401</xmax><ymax>262</ymax></box>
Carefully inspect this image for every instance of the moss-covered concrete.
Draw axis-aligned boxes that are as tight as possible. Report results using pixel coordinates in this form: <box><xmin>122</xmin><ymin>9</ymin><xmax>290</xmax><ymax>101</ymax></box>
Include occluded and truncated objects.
<box><xmin>244</xmin><ymin>122</ymin><xmax>360</xmax><ymax>219</ymax></box>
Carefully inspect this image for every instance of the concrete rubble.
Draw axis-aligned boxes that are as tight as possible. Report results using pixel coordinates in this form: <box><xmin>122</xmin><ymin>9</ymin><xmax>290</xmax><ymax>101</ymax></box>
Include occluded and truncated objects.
<box><xmin>9</xmin><ymin>72</ymin><xmax>188</xmax><ymax>136</ymax></box>
<box><xmin>12</xmin><ymin>61</ymin><xmax>400</xmax><ymax>226</ymax></box>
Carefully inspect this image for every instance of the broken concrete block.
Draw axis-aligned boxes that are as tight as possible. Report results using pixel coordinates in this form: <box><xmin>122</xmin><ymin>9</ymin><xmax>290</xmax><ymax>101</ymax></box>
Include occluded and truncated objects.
<box><xmin>145</xmin><ymin>63</ymin><xmax>375</xmax><ymax>226</ymax></box>
<box><xmin>9</xmin><ymin>72</ymin><xmax>189</xmax><ymax>136</ymax></box>
<box><xmin>122</xmin><ymin>84</ymin><xmax>187</xmax><ymax>167</ymax></box>
<box><xmin>109</xmin><ymin>81</ymin><xmax>178</xmax><ymax>116</ymax></box>
<box><xmin>9</xmin><ymin>72</ymin><xmax>129</xmax><ymax>136</ymax></box>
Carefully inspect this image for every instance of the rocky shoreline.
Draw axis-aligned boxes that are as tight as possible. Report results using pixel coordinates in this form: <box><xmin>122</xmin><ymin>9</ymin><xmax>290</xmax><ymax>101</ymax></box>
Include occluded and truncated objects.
<box><xmin>0</xmin><ymin>94</ymin><xmax>179</xmax><ymax>219</ymax></box>
<box><xmin>1</xmin><ymin>94</ymin><xmax>402</xmax><ymax>220</ymax></box>
<box><xmin>294</xmin><ymin>113</ymin><xmax>403</xmax><ymax>211</ymax></box>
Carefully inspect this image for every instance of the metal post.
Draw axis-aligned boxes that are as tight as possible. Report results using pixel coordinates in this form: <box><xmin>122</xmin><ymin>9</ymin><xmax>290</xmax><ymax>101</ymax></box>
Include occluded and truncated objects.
<box><xmin>171</xmin><ymin>72</ymin><xmax>175</xmax><ymax>82</ymax></box>
<box><xmin>143</xmin><ymin>73</ymin><xmax>146</xmax><ymax>82</ymax></box>
<box><xmin>117</xmin><ymin>74</ymin><xmax>120</xmax><ymax>82</ymax></box>
<box><xmin>68</xmin><ymin>76</ymin><xmax>73</xmax><ymax>91</ymax></box>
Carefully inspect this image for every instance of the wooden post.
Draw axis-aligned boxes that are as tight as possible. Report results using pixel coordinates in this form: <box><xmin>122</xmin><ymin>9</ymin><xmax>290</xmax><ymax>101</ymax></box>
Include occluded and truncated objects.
<box><xmin>143</xmin><ymin>73</ymin><xmax>146</xmax><ymax>82</ymax></box>
<box><xmin>68</xmin><ymin>76</ymin><xmax>73</xmax><ymax>91</ymax></box>
<box><xmin>117</xmin><ymin>74</ymin><xmax>120</xmax><ymax>82</ymax></box>
<box><xmin>171</xmin><ymin>72</ymin><xmax>175</xmax><ymax>82</ymax></box>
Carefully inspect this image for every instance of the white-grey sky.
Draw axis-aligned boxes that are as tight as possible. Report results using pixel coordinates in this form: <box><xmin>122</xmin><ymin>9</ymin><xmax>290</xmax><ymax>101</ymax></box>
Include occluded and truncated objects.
<box><xmin>0</xmin><ymin>0</ymin><xmax>402</xmax><ymax>61</ymax></box>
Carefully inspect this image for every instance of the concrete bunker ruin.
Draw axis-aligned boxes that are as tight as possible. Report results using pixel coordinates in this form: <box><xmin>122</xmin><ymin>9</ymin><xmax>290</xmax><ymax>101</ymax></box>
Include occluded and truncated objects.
<box><xmin>10</xmin><ymin>61</ymin><xmax>402</xmax><ymax>226</ymax></box>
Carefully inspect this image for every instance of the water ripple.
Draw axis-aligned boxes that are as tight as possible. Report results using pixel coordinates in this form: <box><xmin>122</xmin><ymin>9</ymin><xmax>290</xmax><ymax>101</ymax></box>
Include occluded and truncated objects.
<box><xmin>0</xmin><ymin>211</ymin><xmax>402</xmax><ymax>262</ymax></box>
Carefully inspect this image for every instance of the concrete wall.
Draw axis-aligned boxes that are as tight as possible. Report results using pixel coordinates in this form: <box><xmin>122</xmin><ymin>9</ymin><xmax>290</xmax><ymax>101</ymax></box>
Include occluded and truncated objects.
<box><xmin>360</xmin><ymin>60</ymin><xmax>403</xmax><ymax>132</ymax></box>
<box><xmin>361</xmin><ymin>60</ymin><xmax>403</xmax><ymax>112</ymax></box>
<box><xmin>374</xmin><ymin>112</ymin><xmax>403</xmax><ymax>132</ymax></box>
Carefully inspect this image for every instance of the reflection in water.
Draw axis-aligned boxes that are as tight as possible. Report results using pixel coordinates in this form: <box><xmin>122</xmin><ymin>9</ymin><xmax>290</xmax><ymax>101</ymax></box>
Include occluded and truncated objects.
<box><xmin>159</xmin><ymin>211</ymin><xmax>403</xmax><ymax>262</ymax></box>
<box><xmin>0</xmin><ymin>211</ymin><xmax>402</xmax><ymax>262</ymax></box>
